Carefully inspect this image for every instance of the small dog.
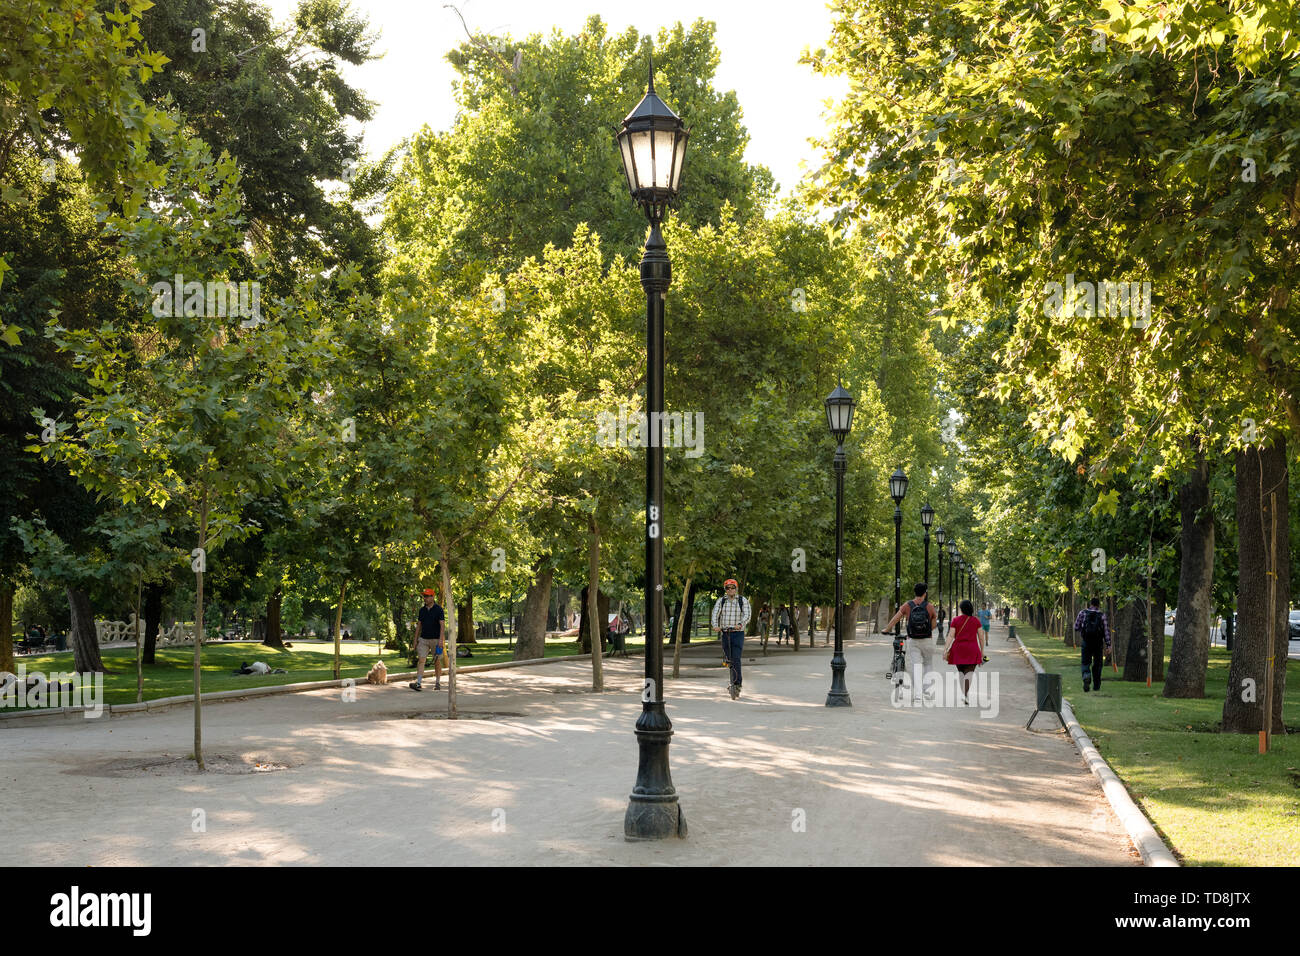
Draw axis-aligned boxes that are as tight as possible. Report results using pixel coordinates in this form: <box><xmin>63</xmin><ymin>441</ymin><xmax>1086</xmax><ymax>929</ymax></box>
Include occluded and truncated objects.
<box><xmin>366</xmin><ymin>660</ymin><xmax>388</xmax><ymax>685</ymax></box>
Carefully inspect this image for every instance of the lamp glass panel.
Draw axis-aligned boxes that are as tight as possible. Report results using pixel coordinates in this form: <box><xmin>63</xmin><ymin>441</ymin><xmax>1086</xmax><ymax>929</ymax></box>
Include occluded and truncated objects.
<box><xmin>618</xmin><ymin>134</ymin><xmax>638</xmax><ymax>194</ymax></box>
<box><xmin>670</xmin><ymin>134</ymin><xmax>687</xmax><ymax>190</ymax></box>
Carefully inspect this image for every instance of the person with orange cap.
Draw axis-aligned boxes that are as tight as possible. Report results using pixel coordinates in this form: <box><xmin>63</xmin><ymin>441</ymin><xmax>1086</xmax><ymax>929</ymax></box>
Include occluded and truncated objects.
<box><xmin>711</xmin><ymin>579</ymin><xmax>750</xmax><ymax>699</ymax></box>
<box><xmin>409</xmin><ymin>588</ymin><xmax>445</xmax><ymax>692</ymax></box>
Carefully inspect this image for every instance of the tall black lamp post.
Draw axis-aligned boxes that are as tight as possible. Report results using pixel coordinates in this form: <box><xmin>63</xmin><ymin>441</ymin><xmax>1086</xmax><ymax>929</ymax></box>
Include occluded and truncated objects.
<box><xmin>889</xmin><ymin>468</ymin><xmax>908</xmax><ymax>637</ymax></box>
<box><xmin>617</xmin><ymin>56</ymin><xmax>690</xmax><ymax>842</ymax></box>
<box><xmin>920</xmin><ymin>502</ymin><xmax>934</xmax><ymax>606</ymax></box>
<box><xmin>825</xmin><ymin>385</ymin><xmax>855</xmax><ymax>707</ymax></box>
<box><xmin>934</xmin><ymin>526</ymin><xmax>946</xmax><ymax>646</ymax></box>
<box><xmin>948</xmin><ymin>542</ymin><xmax>957</xmax><ymax>612</ymax></box>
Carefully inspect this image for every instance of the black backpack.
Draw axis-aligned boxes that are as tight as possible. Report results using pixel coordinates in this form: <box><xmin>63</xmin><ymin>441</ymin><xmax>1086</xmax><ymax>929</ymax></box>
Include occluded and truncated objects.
<box><xmin>1081</xmin><ymin>608</ymin><xmax>1105</xmax><ymax>642</ymax></box>
<box><xmin>906</xmin><ymin>600</ymin><xmax>931</xmax><ymax>639</ymax></box>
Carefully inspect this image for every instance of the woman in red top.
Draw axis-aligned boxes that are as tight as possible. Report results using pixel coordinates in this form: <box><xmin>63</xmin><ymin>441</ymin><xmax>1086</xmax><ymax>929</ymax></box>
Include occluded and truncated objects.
<box><xmin>944</xmin><ymin>599</ymin><xmax>986</xmax><ymax>703</ymax></box>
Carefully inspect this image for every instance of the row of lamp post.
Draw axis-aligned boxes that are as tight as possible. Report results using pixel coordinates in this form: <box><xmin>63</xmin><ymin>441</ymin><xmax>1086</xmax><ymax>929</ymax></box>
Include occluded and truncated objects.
<box><xmin>614</xmin><ymin>53</ymin><xmax>988</xmax><ymax>841</ymax></box>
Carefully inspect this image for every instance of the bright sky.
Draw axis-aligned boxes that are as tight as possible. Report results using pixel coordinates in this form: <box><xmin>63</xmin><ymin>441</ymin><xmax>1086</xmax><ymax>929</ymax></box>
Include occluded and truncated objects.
<box><xmin>260</xmin><ymin>0</ymin><xmax>848</xmax><ymax>196</ymax></box>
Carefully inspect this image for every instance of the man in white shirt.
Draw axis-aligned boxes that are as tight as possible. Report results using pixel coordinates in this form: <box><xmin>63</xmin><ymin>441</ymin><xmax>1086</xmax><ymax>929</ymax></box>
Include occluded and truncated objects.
<box><xmin>711</xmin><ymin>579</ymin><xmax>750</xmax><ymax>700</ymax></box>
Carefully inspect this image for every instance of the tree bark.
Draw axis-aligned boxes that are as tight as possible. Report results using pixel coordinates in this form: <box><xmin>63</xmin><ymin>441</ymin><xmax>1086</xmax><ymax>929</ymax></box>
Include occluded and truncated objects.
<box><xmin>575</xmin><ymin>586</ymin><xmax>609</xmax><ymax>654</ymax></box>
<box><xmin>1165</xmin><ymin>449</ymin><xmax>1215</xmax><ymax>697</ymax></box>
<box><xmin>143</xmin><ymin>581</ymin><xmax>162</xmax><ymax>664</ymax></box>
<box><xmin>1150</xmin><ymin>583</ymin><xmax>1167</xmax><ymax>682</ymax></box>
<box><xmin>1223</xmin><ymin>441</ymin><xmax>1290</xmax><ymax>733</ymax></box>
<box><xmin>435</xmin><ymin>530</ymin><xmax>458</xmax><ymax>718</ymax></box>
<box><xmin>1122</xmin><ymin>598</ymin><xmax>1149</xmax><ymax>681</ymax></box>
<box><xmin>134</xmin><ymin>578</ymin><xmax>143</xmax><ymax>703</ymax></box>
<box><xmin>0</xmin><ymin>580</ymin><xmax>13</xmax><ymax>675</ymax></box>
<box><xmin>513</xmin><ymin>564</ymin><xmax>552</xmax><ymax>661</ymax></box>
<box><xmin>1064</xmin><ymin>572</ymin><xmax>1076</xmax><ymax>647</ymax></box>
<box><xmin>671</xmin><ymin>562</ymin><xmax>695</xmax><ymax>678</ymax></box>
<box><xmin>67</xmin><ymin>587</ymin><xmax>103</xmax><ymax>673</ymax></box>
<box><xmin>332</xmin><ymin>580</ymin><xmax>347</xmax><ymax>680</ymax></box>
<box><xmin>458</xmin><ymin>589</ymin><xmax>476</xmax><ymax>645</ymax></box>
<box><xmin>587</xmin><ymin>515</ymin><xmax>604</xmax><ymax>692</ymax></box>
<box><xmin>263</xmin><ymin>584</ymin><xmax>284</xmax><ymax>649</ymax></box>
<box><xmin>194</xmin><ymin>488</ymin><xmax>209</xmax><ymax>771</ymax></box>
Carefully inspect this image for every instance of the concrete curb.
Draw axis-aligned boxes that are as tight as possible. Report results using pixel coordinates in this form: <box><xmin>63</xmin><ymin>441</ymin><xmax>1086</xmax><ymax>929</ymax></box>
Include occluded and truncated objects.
<box><xmin>1009</xmin><ymin>628</ymin><xmax>1179</xmax><ymax>867</ymax></box>
<box><xmin>0</xmin><ymin>648</ymin><xmax>619</xmax><ymax>725</ymax></box>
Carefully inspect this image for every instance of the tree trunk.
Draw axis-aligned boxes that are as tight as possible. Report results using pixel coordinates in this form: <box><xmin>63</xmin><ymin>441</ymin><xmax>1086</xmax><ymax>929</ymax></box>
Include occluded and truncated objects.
<box><xmin>458</xmin><ymin>590</ymin><xmax>476</xmax><ymax>645</ymax></box>
<box><xmin>575</xmin><ymin>586</ymin><xmax>610</xmax><ymax>654</ymax></box>
<box><xmin>263</xmin><ymin>585</ymin><xmax>284</xmax><ymax>649</ymax></box>
<box><xmin>671</xmin><ymin>562</ymin><xmax>696</xmax><ymax>678</ymax></box>
<box><xmin>587</xmin><ymin>515</ymin><xmax>604</xmax><ymax>693</ymax></box>
<box><xmin>0</xmin><ymin>580</ymin><xmax>13</xmax><ymax>675</ymax></box>
<box><xmin>1122</xmin><ymin>598</ymin><xmax>1149</xmax><ymax>681</ymax></box>
<box><xmin>390</xmin><ymin>593</ymin><xmax>407</xmax><ymax>651</ymax></box>
<box><xmin>789</xmin><ymin>589</ymin><xmax>801</xmax><ymax>651</ymax></box>
<box><xmin>435</xmin><ymin>530</ymin><xmax>458</xmax><ymax>719</ymax></box>
<box><xmin>67</xmin><ymin>587</ymin><xmax>103</xmax><ymax>673</ymax></box>
<box><xmin>848</xmin><ymin>600</ymin><xmax>860</xmax><ymax>639</ymax></box>
<box><xmin>680</xmin><ymin>581</ymin><xmax>696</xmax><ymax>643</ymax></box>
<box><xmin>513</xmin><ymin>564</ymin><xmax>552</xmax><ymax>661</ymax></box>
<box><xmin>134</xmin><ymin>578</ymin><xmax>143</xmax><ymax>703</ymax></box>
<box><xmin>332</xmin><ymin>580</ymin><xmax>347</xmax><ymax>680</ymax></box>
<box><xmin>1064</xmin><ymin>573</ymin><xmax>1075</xmax><ymax>647</ymax></box>
<box><xmin>1150</xmin><ymin>583</ymin><xmax>1167</xmax><ymax>682</ymax></box>
<box><xmin>194</xmin><ymin>488</ymin><xmax>209</xmax><ymax>771</ymax></box>
<box><xmin>1166</xmin><ymin>449</ymin><xmax>1215</xmax><ymax>698</ymax></box>
<box><xmin>1223</xmin><ymin>441</ymin><xmax>1290</xmax><ymax>733</ymax></box>
<box><xmin>142</xmin><ymin>581</ymin><xmax>162</xmax><ymax>665</ymax></box>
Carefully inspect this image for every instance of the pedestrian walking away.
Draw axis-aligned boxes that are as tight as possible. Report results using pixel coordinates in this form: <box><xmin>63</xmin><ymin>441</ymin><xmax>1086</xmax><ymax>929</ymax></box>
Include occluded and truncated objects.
<box><xmin>885</xmin><ymin>583</ymin><xmax>939</xmax><ymax>703</ymax></box>
<box><xmin>712</xmin><ymin>579</ymin><xmax>750</xmax><ymax>699</ymax></box>
<box><xmin>777</xmin><ymin>606</ymin><xmax>791</xmax><ymax>645</ymax></box>
<box><xmin>1074</xmin><ymin>598</ymin><xmax>1112</xmax><ymax>692</ymax></box>
<box><xmin>409</xmin><ymin>588</ymin><xmax>446</xmax><ymax>692</ymax></box>
<box><xmin>944</xmin><ymin>599</ymin><xmax>986</xmax><ymax>704</ymax></box>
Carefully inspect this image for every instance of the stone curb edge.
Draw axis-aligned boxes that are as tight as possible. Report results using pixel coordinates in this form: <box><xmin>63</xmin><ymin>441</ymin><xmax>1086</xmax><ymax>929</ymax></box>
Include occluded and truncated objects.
<box><xmin>1009</xmin><ymin>629</ymin><xmax>1179</xmax><ymax>867</ymax></box>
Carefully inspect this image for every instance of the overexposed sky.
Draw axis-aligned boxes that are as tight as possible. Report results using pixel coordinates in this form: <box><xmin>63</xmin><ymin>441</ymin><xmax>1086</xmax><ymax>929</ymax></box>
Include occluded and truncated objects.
<box><xmin>260</xmin><ymin>0</ymin><xmax>847</xmax><ymax>195</ymax></box>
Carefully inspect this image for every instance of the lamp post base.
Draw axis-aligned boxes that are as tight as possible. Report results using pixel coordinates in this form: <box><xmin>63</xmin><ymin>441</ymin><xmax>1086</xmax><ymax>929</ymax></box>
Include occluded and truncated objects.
<box><xmin>624</xmin><ymin>707</ymin><xmax>687</xmax><ymax>841</ymax></box>
<box><xmin>825</xmin><ymin>657</ymin><xmax>852</xmax><ymax>707</ymax></box>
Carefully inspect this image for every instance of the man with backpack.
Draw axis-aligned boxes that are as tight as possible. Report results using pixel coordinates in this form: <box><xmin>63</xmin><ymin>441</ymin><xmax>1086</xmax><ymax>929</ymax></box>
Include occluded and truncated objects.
<box><xmin>1074</xmin><ymin>598</ymin><xmax>1112</xmax><ymax>692</ymax></box>
<box><xmin>711</xmin><ymin>579</ymin><xmax>751</xmax><ymax>700</ymax></box>
<box><xmin>885</xmin><ymin>583</ymin><xmax>938</xmax><ymax>703</ymax></box>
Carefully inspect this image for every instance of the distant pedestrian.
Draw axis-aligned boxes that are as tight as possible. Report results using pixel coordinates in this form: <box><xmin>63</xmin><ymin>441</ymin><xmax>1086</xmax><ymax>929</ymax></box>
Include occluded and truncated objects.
<box><xmin>944</xmin><ymin>599</ymin><xmax>986</xmax><ymax>704</ymax></box>
<box><xmin>777</xmin><ymin>606</ymin><xmax>791</xmax><ymax>645</ymax></box>
<box><xmin>759</xmin><ymin>604</ymin><xmax>772</xmax><ymax>642</ymax></box>
<box><xmin>409</xmin><ymin>588</ymin><xmax>445</xmax><ymax>692</ymax></box>
<box><xmin>977</xmin><ymin>605</ymin><xmax>991</xmax><ymax>634</ymax></box>
<box><xmin>1074</xmin><ymin>598</ymin><xmax>1111</xmax><ymax>692</ymax></box>
<box><xmin>711</xmin><ymin>579</ymin><xmax>750</xmax><ymax>700</ymax></box>
<box><xmin>885</xmin><ymin>584</ymin><xmax>938</xmax><ymax>703</ymax></box>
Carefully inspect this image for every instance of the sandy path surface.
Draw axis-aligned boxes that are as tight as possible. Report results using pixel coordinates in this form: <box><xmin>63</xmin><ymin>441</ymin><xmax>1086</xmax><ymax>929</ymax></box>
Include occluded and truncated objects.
<box><xmin>1</xmin><ymin>623</ymin><xmax>1136</xmax><ymax>866</ymax></box>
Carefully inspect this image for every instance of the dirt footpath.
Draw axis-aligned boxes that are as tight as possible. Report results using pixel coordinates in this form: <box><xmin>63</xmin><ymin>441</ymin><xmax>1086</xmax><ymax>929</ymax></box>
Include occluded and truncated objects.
<box><xmin>1</xmin><ymin>626</ymin><xmax>1136</xmax><ymax>866</ymax></box>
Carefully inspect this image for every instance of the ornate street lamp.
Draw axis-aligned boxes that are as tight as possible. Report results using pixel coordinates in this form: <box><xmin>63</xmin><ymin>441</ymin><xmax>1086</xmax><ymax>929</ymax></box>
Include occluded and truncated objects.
<box><xmin>618</xmin><ymin>55</ymin><xmax>690</xmax><ymax>843</ymax></box>
<box><xmin>934</xmin><ymin>526</ymin><xmax>946</xmax><ymax>646</ymax></box>
<box><xmin>889</xmin><ymin>468</ymin><xmax>908</xmax><ymax>646</ymax></box>
<box><xmin>824</xmin><ymin>385</ymin><xmax>855</xmax><ymax>707</ymax></box>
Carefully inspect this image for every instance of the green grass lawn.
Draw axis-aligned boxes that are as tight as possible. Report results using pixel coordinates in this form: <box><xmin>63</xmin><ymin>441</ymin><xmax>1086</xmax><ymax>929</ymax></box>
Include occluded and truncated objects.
<box><xmin>1014</xmin><ymin>621</ymin><xmax>1300</xmax><ymax>866</ymax></box>
<box><xmin>6</xmin><ymin>636</ymin><xmax>631</xmax><ymax>709</ymax></box>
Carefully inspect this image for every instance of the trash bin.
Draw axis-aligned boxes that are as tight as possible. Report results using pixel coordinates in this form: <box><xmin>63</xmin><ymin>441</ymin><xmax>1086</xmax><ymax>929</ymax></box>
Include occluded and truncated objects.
<box><xmin>608</xmin><ymin>631</ymin><xmax>626</xmax><ymax>656</ymax></box>
<box><xmin>1008</xmin><ymin>625</ymin><xmax>1016</xmax><ymax>641</ymax></box>
<box><xmin>55</xmin><ymin>633</ymin><xmax>67</xmax><ymax>651</ymax></box>
<box><xmin>1027</xmin><ymin>672</ymin><xmax>1064</xmax><ymax>730</ymax></box>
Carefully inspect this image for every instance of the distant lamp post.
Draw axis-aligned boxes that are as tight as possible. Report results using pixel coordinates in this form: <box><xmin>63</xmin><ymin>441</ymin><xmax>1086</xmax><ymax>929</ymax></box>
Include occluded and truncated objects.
<box><xmin>889</xmin><ymin>468</ymin><xmax>908</xmax><ymax>641</ymax></box>
<box><xmin>618</xmin><ymin>54</ymin><xmax>690</xmax><ymax>843</ymax></box>
<box><xmin>948</xmin><ymin>542</ymin><xmax>957</xmax><ymax>614</ymax></box>
<box><xmin>934</xmin><ymin>526</ymin><xmax>947</xmax><ymax>646</ymax></box>
<box><xmin>920</xmin><ymin>503</ymin><xmax>934</xmax><ymax>607</ymax></box>
<box><xmin>824</xmin><ymin>385</ymin><xmax>855</xmax><ymax>707</ymax></box>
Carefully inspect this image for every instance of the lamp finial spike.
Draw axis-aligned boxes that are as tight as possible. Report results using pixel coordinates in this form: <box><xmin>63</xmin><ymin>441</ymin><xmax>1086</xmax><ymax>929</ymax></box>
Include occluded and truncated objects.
<box><xmin>648</xmin><ymin>52</ymin><xmax>655</xmax><ymax>93</ymax></box>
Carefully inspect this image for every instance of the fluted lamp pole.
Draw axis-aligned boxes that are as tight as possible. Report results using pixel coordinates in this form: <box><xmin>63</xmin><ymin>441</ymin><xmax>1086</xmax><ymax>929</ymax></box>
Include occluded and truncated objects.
<box><xmin>617</xmin><ymin>53</ymin><xmax>690</xmax><ymax>842</ymax></box>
